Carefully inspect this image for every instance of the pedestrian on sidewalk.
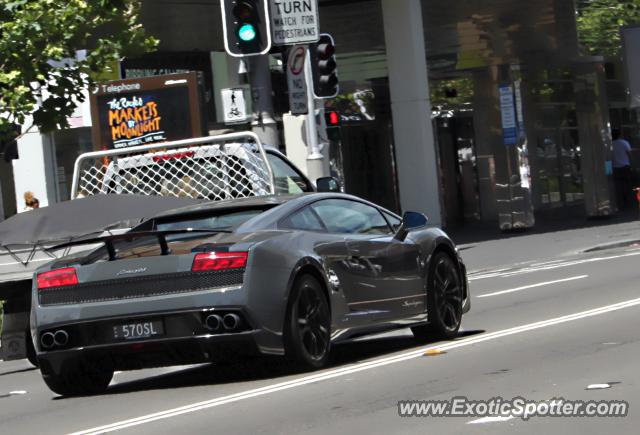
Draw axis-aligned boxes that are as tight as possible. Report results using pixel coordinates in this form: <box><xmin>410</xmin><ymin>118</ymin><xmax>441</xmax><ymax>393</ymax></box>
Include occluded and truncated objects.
<box><xmin>612</xmin><ymin>129</ymin><xmax>634</xmax><ymax>210</ymax></box>
<box><xmin>23</xmin><ymin>191</ymin><xmax>40</xmax><ymax>211</ymax></box>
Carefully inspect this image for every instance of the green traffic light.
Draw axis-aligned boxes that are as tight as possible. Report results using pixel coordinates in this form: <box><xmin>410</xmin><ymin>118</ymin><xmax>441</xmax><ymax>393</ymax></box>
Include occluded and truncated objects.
<box><xmin>238</xmin><ymin>23</ymin><xmax>257</xmax><ymax>42</ymax></box>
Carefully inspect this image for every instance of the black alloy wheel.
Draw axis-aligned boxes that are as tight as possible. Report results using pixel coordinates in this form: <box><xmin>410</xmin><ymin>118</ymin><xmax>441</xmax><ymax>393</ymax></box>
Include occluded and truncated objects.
<box><xmin>25</xmin><ymin>330</ymin><xmax>39</xmax><ymax>368</ymax></box>
<box><xmin>412</xmin><ymin>252</ymin><xmax>463</xmax><ymax>341</ymax></box>
<box><xmin>285</xmin><ymin>274</ymin><xmax>331</xmax><ymax>369</ymax></box>
<box><xmin>42</xmin><ymin>357</ymin><xmax>113</xmax><ymax>397</ymax></box>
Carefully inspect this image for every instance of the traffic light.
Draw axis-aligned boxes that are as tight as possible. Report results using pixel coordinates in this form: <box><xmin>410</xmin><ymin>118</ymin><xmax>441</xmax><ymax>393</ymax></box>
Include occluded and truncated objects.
<box><xmin>221</xmin><ymin>0</ymin><xmax>271</xmax><ymax>57</ymax></box>
<box><xmin>324</xmin><ymin>110</ymin><xmax>341</xmax><ymax>141</ymax></box>
<box><xmin>310</xmin><ymin>34</ymin><xmax>339</xmax><ymax>99</ymax></box>
<box><xmin>325</xmin><ymin>110</ymin><xmax>341</xmax><ymax>127</ymax></box>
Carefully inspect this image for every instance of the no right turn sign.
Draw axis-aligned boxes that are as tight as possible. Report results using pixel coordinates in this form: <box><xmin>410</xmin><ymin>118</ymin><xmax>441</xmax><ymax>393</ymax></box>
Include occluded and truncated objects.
<box><xmin>287</xmin><ymin>45</ymin><xmax>309</xmax><ymax>115</ymax></box>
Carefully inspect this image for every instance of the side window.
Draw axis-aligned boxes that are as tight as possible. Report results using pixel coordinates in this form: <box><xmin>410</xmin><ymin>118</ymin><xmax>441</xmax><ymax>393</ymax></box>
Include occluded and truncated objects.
<box><xmin>311</xmin><ymin>199</ymin><xmax>392</xmax><ymax>235</ymax></box>
<box><xmin>383</xmin><ymin>211</ymin><xmax>402</xmax><ymax>231</ymax></box>
<box><xmin>266</xmin><ymin>153</ymin><xmax>313</xmax><ymax>194</ymax></box>
<box><xmin>280</xmin><ymin>207</ymin><xmax>326</xmax><ymax>232</ymax></box>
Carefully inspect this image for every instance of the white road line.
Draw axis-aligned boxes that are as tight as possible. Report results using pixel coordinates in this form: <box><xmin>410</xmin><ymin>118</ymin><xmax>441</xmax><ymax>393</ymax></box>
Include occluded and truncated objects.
<box><xmin>477</xmin><ymin>275</ymin><xmax>588</xmax><ymax>298</ymax></box>
<box><xmin>468</xmin><ymin>416</ymin><xmax>515</xmax><ymax>424</ymax></box>
<box><xmin>69</xmin><ymin>296</ymin><xmax>640</xmax><ymax>435</ymax></box>
<box><xmin>469</xmin><ymin>250</ymin><xmax>640</xmax><ymax>281</ymax></box>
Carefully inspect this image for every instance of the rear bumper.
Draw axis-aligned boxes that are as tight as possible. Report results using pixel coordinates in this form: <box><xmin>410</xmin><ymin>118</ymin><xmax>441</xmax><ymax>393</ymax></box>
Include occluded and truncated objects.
<box><xmin>35</xmin><ymin>305</ymin><xmax>285</xmax><ymax>374</ymax></box>
<box><xmin>38</xmin><ymin>330</ymin><xmax>264</xmax><ymax>376</ymax></box>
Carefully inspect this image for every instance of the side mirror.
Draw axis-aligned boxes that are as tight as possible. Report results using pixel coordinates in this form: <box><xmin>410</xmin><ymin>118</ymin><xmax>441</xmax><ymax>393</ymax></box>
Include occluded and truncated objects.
<box><xmin>394</xmin><ymin>211</ymin><xmax>428</xmax><ymax>241</ymax></box>
<box><xmin>316</xmin><ymin>176</ymin><xmax>341</xmax><ymax>193</ymax></box>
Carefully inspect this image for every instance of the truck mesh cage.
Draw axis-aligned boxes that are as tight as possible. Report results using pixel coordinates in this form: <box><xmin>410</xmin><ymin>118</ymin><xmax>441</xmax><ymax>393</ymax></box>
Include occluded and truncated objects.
<box><xmin>71</xmin><ymin>133</ymin><xmax>275</xmax><ymax>201</ymax></box>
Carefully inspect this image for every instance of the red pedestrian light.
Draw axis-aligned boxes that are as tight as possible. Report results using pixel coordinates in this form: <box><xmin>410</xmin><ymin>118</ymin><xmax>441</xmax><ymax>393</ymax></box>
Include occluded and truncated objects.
<box><xmin>326</xmin><ymin>111</ymin><xmax>340</xmax><ymax>126</ymax></box>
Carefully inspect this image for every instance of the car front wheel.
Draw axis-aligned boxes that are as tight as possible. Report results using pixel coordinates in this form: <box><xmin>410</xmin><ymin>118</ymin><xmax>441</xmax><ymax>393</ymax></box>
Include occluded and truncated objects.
<box><xmin>412</xmin><ymin>252</ymin><xmax>463</xmax><ymax>341</ymax></box>
<box><xmin>284</xmin><ymin>274</ymin><xmax>332</xmax><ymax>370</ymax></box>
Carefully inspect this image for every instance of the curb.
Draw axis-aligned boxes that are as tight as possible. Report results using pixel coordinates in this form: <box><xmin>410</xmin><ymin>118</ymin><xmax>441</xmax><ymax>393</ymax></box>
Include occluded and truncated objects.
<box><xmin>582</xmin><ymin>239</ymin><xmax>640</xmax><ymax>253</ymax></box>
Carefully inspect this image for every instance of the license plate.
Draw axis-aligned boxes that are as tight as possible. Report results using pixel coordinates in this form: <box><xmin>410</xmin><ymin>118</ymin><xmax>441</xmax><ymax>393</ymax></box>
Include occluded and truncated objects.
<box><xmin>113</xmin><ymin>319</ymin><xmax>164</xmax><ymax>341</ymax></box>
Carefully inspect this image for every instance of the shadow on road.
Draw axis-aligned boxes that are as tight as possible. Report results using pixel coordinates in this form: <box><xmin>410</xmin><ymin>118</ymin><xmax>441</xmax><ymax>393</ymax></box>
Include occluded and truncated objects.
<box><xmin>103</xmin><ymin>329</ymin><xmax>485</xmax><ymax>396</ymax></box>
<box><xmin>0</xmin><ymin>366</ymin><xmax>37</xmax><ymax>378</ymax></box>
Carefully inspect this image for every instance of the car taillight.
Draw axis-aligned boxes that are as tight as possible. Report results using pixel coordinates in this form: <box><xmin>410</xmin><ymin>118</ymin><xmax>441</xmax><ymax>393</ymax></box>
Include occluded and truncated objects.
<box><xmin>37</xmin><ymin>267</ymin><xmax>79</xmax><ymax>290</ymax></box>
<box><xmin>192</xmin><ymin>252</ymin><xmax>248</xmax><ymax>272</ymax></box>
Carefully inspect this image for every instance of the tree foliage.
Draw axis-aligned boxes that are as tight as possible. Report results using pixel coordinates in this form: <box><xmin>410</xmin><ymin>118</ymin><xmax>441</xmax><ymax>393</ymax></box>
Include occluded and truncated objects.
<box><xmin>577</xmin><ymin>0</ymin><xmax>640</xmax><ymax>57</ymax></box>
<box><xmin>430</xmin><ymin>78</ymin><xmax>474</xmax><ymax>109</ymax></box>
<box><xmin>0</xmin><ymin>0</ymin><xmax>157</xmax><ymax>140</ymax></box>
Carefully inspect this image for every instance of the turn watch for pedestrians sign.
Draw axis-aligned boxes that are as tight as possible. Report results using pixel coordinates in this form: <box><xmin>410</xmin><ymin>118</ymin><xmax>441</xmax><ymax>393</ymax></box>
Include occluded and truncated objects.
<box><xmin>270</xmin><ymin>0</ymin><xmax>320</xmax><ymax>45</ymax></box>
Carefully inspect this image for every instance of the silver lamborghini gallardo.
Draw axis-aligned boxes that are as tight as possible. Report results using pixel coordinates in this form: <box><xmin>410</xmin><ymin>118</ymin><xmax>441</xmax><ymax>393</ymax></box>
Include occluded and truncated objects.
<box><xmin>32</xmin><ymin>193</ymin><xmax>470</xmax><ymax>396</ymax></box>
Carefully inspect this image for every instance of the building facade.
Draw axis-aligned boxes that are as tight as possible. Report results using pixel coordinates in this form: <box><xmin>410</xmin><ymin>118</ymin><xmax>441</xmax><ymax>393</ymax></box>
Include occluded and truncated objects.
<box><xmin>3</xmin><ymin>0</ymin><xmax>637</xmax><ymax>230</ymax></box>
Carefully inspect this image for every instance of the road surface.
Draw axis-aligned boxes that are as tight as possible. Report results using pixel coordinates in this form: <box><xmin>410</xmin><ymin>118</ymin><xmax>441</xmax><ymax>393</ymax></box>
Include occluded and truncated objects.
<box><xmin>1</xmin><ymin>243</ymin><xmax>638</xmax><ymax>434</ymax></box>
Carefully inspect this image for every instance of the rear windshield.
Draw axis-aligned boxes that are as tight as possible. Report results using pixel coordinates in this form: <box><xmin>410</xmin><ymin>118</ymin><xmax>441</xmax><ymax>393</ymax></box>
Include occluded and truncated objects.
<box><xmin>155</xmin><ymin>208</ymin><xmax>269</xmax><ymax>232</ymax></box>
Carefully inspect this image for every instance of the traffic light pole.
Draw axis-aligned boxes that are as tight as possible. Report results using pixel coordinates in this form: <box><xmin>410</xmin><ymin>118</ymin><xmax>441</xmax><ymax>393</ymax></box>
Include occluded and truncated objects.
<box><xmin>304</xmin><ymin>50</ymin><xmax>326</xmax><ymax>181</ymax></box>
<box><xmin>248</xmin><ymin>55</ymin><xmax>279</xmax><ymax>147</ymax></box>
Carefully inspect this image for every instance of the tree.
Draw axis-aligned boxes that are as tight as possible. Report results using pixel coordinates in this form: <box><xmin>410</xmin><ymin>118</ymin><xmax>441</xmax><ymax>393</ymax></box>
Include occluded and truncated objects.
<box><xmin>0</xmin><ymin>0</ymin><xmax>157</xmax><ymax>140</ymax></box>
<box><xmin>577</xmin><ymin>0</ymin><xmax>640</xmax><ymax>57</ymax></box>
<box><xmin>430</xmin><ymin>78</ymin><xmax>474</xmax><ymax>109</ymax></box>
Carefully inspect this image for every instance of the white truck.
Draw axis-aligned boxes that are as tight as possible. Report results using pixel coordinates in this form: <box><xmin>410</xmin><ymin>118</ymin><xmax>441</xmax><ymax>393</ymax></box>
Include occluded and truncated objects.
<box><xmin>0</xmin><ymin>132</ymin><xmax>335</xmax><ymax>365</ymax></box>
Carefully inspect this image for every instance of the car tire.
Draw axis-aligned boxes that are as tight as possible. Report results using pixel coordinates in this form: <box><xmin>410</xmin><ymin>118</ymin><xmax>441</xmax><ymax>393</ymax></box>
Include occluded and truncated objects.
<box><xmin>412</xmin><ymin>252</ymin><xmax>463</xmax><ymax>342</ymax></box>
<box><xmin>284</xmin><ymin>274</ymin><xmax>331</xmax><ymax>370</ymax></box>
<box><xmin>25</xmin><ymin>331</ymin><xmax>39</xmax><ymax>368</ymax></box>
<box><xmin>42</xmin><ymin>358</ymin><xmax>113</xmax><ymax>397</ymax></box>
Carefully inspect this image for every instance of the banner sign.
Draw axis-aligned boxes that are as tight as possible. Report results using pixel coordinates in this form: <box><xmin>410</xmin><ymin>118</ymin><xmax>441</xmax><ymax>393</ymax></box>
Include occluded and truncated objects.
<box><xmin>90</xmin><ymin>73</ymin><xmax>205</xmax><ymax>150</ymax></box>
<box><xmin>499</xmin><ymin>85</ymin><xmax>518</xmax><ymax>146</ymax></box>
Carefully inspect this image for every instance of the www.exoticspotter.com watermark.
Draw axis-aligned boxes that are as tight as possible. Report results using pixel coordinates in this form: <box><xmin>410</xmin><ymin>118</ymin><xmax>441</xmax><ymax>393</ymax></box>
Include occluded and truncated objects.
<box><xmin>397</xmin><ymin>397</ymin><xmax>628</xmax><ymax>420</ymax></box>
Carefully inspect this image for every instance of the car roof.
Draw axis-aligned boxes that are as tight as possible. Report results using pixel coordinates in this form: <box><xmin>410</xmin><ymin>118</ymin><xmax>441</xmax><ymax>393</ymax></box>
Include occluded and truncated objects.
<box><xmin>150</xmin><ymin>192</ymin><xmax>393</xmax><ymax>221</ymax></box>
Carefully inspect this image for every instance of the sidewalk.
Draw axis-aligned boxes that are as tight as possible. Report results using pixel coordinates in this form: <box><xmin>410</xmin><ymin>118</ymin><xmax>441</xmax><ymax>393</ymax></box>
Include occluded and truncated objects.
<box><xmin>450</xmin><ymin>210</ymin><xmax>640</xmax><ymax>273</ymax></box>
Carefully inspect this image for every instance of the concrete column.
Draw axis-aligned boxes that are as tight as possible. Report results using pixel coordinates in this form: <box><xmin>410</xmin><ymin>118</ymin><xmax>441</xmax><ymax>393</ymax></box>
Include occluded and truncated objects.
<box><xmin>472</xmin><ymin>68</ymin><xmax>500</xmax><ymax>221</ymax></box>
<box><xmin>573</xmin><ymin>58</ymin><xmax>614</xmax><ymax>217</ymax></box>
<box><xmin>472</xmin><ymin>66</ymin><xmax>535</xmax><ymax>229</ymax></box>
<box><xmin>381</xmin><ymin>0</ymin><xmax>441</xmax><ymax>226</ymax></box>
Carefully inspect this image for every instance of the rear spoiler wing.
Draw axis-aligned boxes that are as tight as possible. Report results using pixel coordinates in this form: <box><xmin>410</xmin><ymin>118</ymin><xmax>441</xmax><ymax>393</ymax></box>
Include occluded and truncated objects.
<box><xmin>50</xmin><ymin>229</ymin><xmax>229</xmax><ymax>261</ymax></box>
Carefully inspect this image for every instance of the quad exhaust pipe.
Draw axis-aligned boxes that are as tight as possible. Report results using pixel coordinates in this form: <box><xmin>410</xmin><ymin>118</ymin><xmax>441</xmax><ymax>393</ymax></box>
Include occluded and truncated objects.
<box><xmin>205</xmin><ymin>314</ymin><xmax>223</xmax><ymax>332</ymax></box>
<box><xmin>204</xmin><ymin>313</ymin><xmax>242</xmax><ymax>332</ymax></box>
<box><xmin>54</xmin><ymin>330</ymin><xmax>69</xmax><ymax>346</ymax></box>
<box><xmin>40</xmin><ymin>329</ymin><xmax>69</xmax><ymax>349</ymax></box>
<box><xmin>40</xmin><ymin>332</ymin><xmax>55</xmax><ymax>349</ymax></box>
<box><xmin>223</xmin><ymin>313</ymin><xmax>241</xmax><ymax>331</ymax></box>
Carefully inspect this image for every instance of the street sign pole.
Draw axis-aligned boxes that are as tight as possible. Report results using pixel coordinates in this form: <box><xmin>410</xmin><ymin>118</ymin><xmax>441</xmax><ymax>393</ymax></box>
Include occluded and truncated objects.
<box><xmin>249</xmin><ymin>55</ymin><xmax>279</xmax><ymax>147</ymax></box>
<box><xmin>268</xmin><ymin>0</ymin><xmax>324</xmax><ymax>177</ymax></box>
